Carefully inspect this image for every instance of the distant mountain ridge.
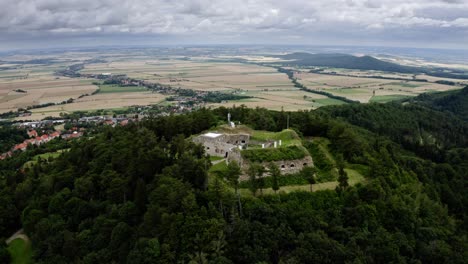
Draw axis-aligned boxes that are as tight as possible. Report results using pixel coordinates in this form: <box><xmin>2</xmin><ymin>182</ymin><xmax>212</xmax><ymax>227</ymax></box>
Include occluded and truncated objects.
<box><xmin>275</xmin><ymin>53</ymin><xmax>468</xmax><ymax>80</ymax></box>
<box><xmin>276</xmin><ymin>52</ymin><xmax>420</xmax><ymax>73</ymax></box>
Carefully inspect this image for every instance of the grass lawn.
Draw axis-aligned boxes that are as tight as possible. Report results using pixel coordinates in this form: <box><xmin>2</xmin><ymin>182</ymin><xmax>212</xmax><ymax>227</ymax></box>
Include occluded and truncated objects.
<box><xmin>209</xmin><ymin>156</ymin><xmax>224</xmax><ymax>161</ymax></box>
<box><xmin>239</xmin><ymin>168</ymin><xmax>365</xmax><ymax>196</ymax></box>
<box><xmin>97</xmin><ymin>84</ymin><xmax>148</xmax><ymax>94</ymax></box>
<box><xmin>251</xmin><ymin>129</ymin><xmax>301</xmax><ymax>146</ymax></box>
<box><xmin>7</xmin><ymin>238</ymin><xmax>32</xmax><ymax>264</ymax></box>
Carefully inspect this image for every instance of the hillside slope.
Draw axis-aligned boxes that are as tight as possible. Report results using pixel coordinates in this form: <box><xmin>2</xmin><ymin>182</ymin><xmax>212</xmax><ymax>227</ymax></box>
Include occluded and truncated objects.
<box><xmin>410</xmin><ymin>86</ymin><xmax>468</xmax><ymax>121</ymax></box>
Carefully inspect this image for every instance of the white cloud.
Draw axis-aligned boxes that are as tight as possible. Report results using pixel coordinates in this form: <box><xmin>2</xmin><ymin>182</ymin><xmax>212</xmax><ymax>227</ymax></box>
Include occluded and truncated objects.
<box><xmin>0</xmin><ymin>0</ymin><xmax>467</xmax><ymax>48</ymax></box>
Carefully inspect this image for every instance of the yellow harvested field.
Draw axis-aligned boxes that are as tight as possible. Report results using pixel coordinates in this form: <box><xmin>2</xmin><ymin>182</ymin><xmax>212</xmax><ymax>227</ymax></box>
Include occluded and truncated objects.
<box><xmin>208</xmin><ymin>89</ymin><xmax>332</xmax><ymax>111</ymax></box>
<box><xmin>19</xmin><ymin>92</ymin><xmax>166</xmax><ymax>119</ymax></box>
<box><xmin>0</xmin><ymin>76</ymin><xmax>98</xmax><ymax>113</ymax></box>
<box><xmin>82</xmin><ymin>60</ymin><xmax>295</xmax><ymax>92</ymax></box>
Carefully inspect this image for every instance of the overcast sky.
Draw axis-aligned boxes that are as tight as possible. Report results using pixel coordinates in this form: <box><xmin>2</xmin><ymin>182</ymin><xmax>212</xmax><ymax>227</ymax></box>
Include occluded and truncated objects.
<box><xmin>1</xmin><ymin>0</ymin><xmax>467</xmax><ymax>51</ymax></box>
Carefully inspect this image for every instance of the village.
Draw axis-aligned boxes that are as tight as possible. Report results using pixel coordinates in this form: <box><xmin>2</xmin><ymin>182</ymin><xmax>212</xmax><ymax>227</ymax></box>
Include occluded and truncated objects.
<box><xmin>0</xmin><ymin>115</ymin><xmax>135</xmax><ymax>160</ymax></box>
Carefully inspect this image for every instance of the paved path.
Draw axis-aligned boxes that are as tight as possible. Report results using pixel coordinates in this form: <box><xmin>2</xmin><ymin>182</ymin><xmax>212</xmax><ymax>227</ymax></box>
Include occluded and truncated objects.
<box><xmin>5</xmin><ymin>229</ymin><xmax>30</xmax><ymax>245</ymax></box>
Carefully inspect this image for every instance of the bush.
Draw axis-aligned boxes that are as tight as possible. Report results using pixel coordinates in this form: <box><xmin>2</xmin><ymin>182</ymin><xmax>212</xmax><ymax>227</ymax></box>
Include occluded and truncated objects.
<box><xmin>241</xmin><ymin>145</ymin><xmax>306</xmax><ymax>162</ymax></box>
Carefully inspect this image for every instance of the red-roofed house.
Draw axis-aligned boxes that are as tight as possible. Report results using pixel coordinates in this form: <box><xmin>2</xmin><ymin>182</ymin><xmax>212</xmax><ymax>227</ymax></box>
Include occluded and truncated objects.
<box><xmin>13</xmin><ymin>143</ymin><xmax>28</xmax><ymax>151</ymax></box>
<box><xmin>50</xmin><ymin>131</ymin><xmax>60</xmax><ymax>138</ymax></box>
<box><xmin>27</xmin><ymin>130</ymin><xmax>38</xmax><ymax>138</ymax></box>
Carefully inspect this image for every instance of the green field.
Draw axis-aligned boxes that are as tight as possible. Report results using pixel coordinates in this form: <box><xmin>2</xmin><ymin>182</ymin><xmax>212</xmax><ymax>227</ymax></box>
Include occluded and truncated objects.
<box><xmin>370</xmin><ymin>95</ymin><xmax>412</xmax><ymax>103</ymax></box>
<box><xmin>313</xmin><ymin>98</ymin><xmax>347</xmax><ymax>106</ymax></box>
<box><xmin>23</xmin><ymin>149</ymin><xmax>69</xmax><ymax>168</ymax></box>
<box><xmin>388</xmin><ymin>82</ymin><xmax>422</xmax><ymax>88</ymax></box>
<box><xmin>97</xmin><ymin>84</ymin><xmax>148</xmax><ymax>94</ymax></box>
<box><xmin>7</xmin><ymin>238</ymin><xmax>32</xmax><ymax>264</ymax></box>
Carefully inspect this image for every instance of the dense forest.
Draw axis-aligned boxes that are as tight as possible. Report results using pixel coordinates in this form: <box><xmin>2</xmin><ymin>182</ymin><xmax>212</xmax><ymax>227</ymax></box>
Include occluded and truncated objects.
<box><xmin>0</xmin><ymin>127</ymin><xmax>28</xmax><ymax>152</ymax></box>
<box><xmin>408</xmin><ymin>86</ymin><xmax>468</xmax><ymax>121</ymax></box>
<box><xmin>0</xmin><ymin>99</ymin><xmax>467</xmax><ymax>263</ymax></box>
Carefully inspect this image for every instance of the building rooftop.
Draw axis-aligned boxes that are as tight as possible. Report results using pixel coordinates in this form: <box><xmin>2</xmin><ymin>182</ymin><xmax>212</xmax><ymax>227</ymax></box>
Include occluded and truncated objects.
<box><xmin>203</xmin><ymin>132</ymin><xmax>222</xmax><ymax>138</ymax></box>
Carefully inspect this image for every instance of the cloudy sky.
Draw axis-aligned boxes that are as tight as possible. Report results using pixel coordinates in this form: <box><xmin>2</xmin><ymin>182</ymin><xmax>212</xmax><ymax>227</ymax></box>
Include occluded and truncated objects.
<box><xmin>1</xmin><ymin>0</ymin><xmax>467</xmax><ymax>51</ymax></box>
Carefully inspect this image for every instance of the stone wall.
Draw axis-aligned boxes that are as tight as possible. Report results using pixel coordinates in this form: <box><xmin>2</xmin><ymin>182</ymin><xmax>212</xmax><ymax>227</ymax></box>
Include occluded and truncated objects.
<box><xmin>193</xmin><ymin>133</ymin><xmax>249</xmax><ymax>158</ymax></box>
<box><xmin>224</xmin><ymin>134</ymin><xmax>249</xmax><ymax>145</ymax></box>
<box><xmin>239</xmin><ymin>155</ymin><xmax>314</xmax><ymax>181</ymax></box>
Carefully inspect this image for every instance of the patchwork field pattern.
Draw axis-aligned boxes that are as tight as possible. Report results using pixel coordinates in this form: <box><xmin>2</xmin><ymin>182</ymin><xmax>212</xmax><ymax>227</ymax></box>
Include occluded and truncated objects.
<box><xmin>295</xmin><ymin>72</ymin><xmax>460</xmax><ymax>103</ymax></box>
<box><xmin>81</xmin><ymin>60</ymin><xmax>295</xmax><ymax>92</ymax></box>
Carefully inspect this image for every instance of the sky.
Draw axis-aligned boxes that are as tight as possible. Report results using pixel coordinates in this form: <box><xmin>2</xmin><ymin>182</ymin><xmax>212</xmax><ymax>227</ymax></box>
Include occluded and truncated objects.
<box><xmin>1</xmin><ymin>0</ymin><xmax>468</xmax><ymax>51</ymax></box>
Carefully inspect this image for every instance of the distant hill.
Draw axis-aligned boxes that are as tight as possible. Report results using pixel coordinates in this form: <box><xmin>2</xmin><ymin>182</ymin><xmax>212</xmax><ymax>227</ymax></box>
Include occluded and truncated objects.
<box><xmin>276</xmin><ymin>52</ymin><xmax>419</xmax><ymax>73</ymax></box>
<box><xmin>275</xmin><ymin>53</ymin><xmax>468</xmax><ymax>79</ymax></box>
<box><xmin>410</xmin><ymin>86</ymin><xmax>468</xmax><ymax>121</ymax></box>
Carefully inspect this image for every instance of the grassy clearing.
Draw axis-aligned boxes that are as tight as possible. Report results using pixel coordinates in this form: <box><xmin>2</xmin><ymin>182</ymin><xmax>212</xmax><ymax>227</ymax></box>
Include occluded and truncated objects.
<box><xmin>208</xmin><ymin>161</ymin><xmax>228</xmax><ymax>176</ymax></box>
<box><xmin>251</xmin><ymin>129</ymin><xmax>301</xmax><ymax>146</ymax></box>
<box><xmin>209</xmin><ymin>156</ymin><xmax>224</xmax><ymax>161</ymax></box>
<box><xmin>7</xmin><ymin>238</ymin><xmax>32</xmax><ymax>264</ymax></box>
<box><xmin>97</xmin><ymin>84</ymin><xmax>148</xmax><ymax>94</ymax></box>
<box><xmin>23</xmin><ymin>149</ymin><xmax>69</xmax><ymax>168</ymax></box>
<box><xmin>239</xmin><ymin>168</ymin><xmax>365</xmax><ymax>196</ymax></box>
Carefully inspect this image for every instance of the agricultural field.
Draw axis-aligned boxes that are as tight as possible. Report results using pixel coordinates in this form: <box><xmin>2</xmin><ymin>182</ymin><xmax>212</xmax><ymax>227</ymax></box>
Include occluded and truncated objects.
<box><xmin>208</xmin><ymin>89</ymin><xmax>338</xmax><ymax>111</ymax></box>
<box><xmin>82</xmin><ymin>58</ymin><xmax>325</xmax><ymax>111</ymax></box>
<box><xmin>0</xmin><ymin>59</ymin><xmax>168</xmax><ymax>118</ymax></box>
<box><xmin>0</xmin><ymin>68</ymin><xmax>98</xmax><ymax>114</ymax></box>
<box><xmin>81</xmin><ymin>59</ymin><xmax>295</xmax><ymax>92</ymax></box>
<box><xmin>2</xmin><ymin>52</ymin><xmax>466</xmax><ymax>120</ymax></box>
<box><xmin>294</xmin><ymin>71</ymin><xmax>461</xmax><ymax>103</ymax></box>
<box><xmin>18</xmin><ymin>91</ymin><xmax>166</xmax><ymax>119</ymax></box>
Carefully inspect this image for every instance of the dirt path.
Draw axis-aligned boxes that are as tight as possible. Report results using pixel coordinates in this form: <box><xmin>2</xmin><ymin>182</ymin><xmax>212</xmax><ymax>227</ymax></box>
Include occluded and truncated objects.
<box><xmin>5</xmin><ymin>229</ymin><xmax>30</xmax><ymax>245</ymax></box>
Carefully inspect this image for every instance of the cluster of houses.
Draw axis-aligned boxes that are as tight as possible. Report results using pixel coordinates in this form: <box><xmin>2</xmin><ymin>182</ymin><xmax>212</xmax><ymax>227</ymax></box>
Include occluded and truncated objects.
<box><xmin>78</xmin><ymin>116</ymin><xmax>132</xmax><ymax>127</ymax></box>
<box><xmin>0</xmin><ymin>115</ymin><xmax>136</xmax><ymax>160</ymax></box>
<box><xmin>0</xmin><ymin>130</ymin><xmax>63</xmax><ymax>160</ymax></box>
<box><xmin>15</xmin><ymin>119</ymin><xmax>65</xmax><ymax>129</ymax></box>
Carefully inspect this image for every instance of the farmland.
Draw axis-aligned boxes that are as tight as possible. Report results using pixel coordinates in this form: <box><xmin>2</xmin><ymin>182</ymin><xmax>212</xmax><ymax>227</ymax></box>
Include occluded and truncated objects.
<box><xmin>81</xmin><ymin>60</ymin><xmax>295</xmax><ymax>92</ymax></box>
<box><xmin>294</xmin><ymin>71</ymin><xmax>460</xmax><ymax>103</ymax></box>
<box><xmin>0</xmin><ymin>50</ymin><xmax>466</xmax><ymax>120</ymax></box>
<box><xmin>19</xmin><ymin>91</ymin><xmax>166</xmax><ymax>119</ymax></box>
<box><xmin>0</xmin><ymin>74</ymin><xmax>98</xmax><ymax>114</ymax></box>
<box><xmin>80</xmin><ymin>59</ymin><xmax>323</xmax><ymax>111</ymax></box>
<box><xmin>0</xmin><ymin>59</ymin><xmax>168</xmax><ymax>118</ymax></box>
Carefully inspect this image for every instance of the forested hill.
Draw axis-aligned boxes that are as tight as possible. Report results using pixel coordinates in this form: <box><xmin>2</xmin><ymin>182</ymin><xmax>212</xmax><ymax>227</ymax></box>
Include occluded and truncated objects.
<box><xmin>275</xmin><ymin>52</ymin><xmax>468</xmax><ymax>79</ymax></box>
<box><xmin>276</xmin><ymin>52</ymin><xmax>419</xmax><ymax>73</ymax></box>
<box><xmin>408</xmin><ymin>86</ymin><xmax>468</xmax><ymax>121</ymax></box>
<box><xmin>0</xmin><ymin>104</ymin><xmax>467</xmax><ymax>263</ymax></box>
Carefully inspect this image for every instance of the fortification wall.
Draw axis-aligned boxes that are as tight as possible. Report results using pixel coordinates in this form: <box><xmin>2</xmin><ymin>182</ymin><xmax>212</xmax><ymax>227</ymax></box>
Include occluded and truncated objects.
<box><xmin>239</xmin><ymin>155</ymin><xmax>314</xmax><ymax>181</ymax></box>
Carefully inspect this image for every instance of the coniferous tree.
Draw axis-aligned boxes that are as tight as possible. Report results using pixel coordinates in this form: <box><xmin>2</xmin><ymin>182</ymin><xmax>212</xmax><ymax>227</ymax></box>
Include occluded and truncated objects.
<box><xmin>269</xmin><ymin>162</ymin><xmax>281</xmax><ymax>194</ymax></box>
